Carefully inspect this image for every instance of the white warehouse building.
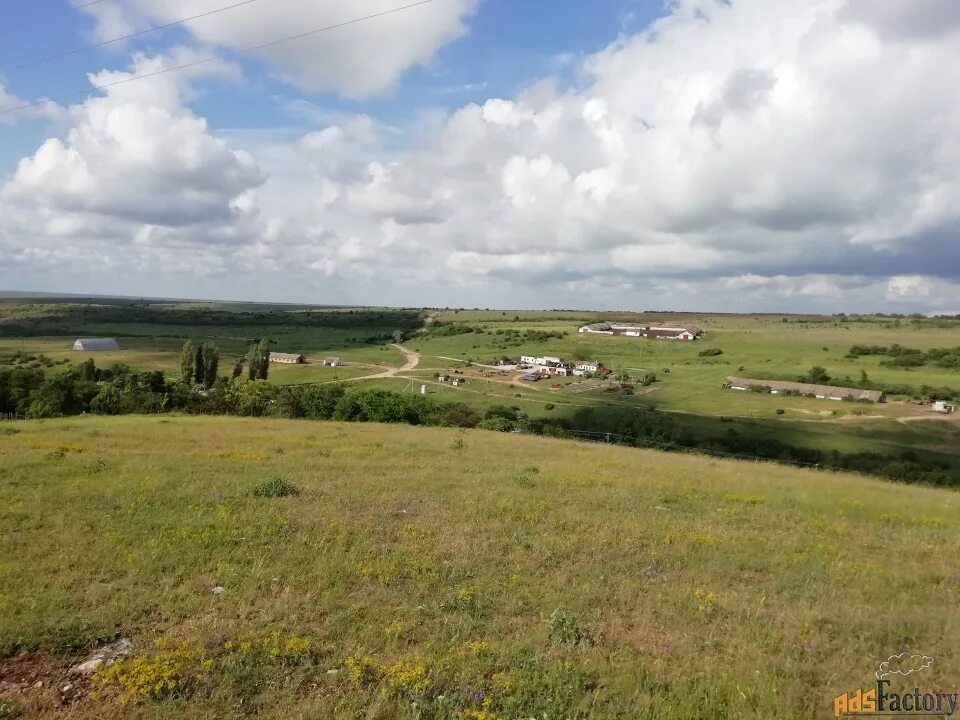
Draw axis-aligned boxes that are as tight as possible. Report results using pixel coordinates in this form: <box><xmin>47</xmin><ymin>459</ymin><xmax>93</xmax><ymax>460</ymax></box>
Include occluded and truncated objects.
<box><xmin>73</xmin><ymin>338</ymin><xmax>120</xmax><ymax>351</ymax></box>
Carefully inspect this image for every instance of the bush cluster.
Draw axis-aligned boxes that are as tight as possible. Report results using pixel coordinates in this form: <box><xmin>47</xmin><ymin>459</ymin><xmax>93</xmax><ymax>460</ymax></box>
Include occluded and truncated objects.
<box><xmin>847</xmin><ymin>343</ymin><xmax>960</xmax><ymax>369</ymax></box>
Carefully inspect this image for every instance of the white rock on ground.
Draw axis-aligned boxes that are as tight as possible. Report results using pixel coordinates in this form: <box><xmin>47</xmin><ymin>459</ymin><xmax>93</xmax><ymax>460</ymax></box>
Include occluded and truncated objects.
<box><xmin>69</xmin><ymin>637</ymin><xmax>133</xmax><ymax>677</ymax></box>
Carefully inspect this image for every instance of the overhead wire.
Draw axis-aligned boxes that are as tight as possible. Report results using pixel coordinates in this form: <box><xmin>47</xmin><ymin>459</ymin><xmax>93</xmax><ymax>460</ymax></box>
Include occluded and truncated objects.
<box><xmin>1</xmin><ymin>0</ymin><xmax>263</xmax><ymax>73</ymax></box>
<box><xmin>0</xmin><ymin>0</ymin><xmax>434</xmax><ymax>116</ymax></box>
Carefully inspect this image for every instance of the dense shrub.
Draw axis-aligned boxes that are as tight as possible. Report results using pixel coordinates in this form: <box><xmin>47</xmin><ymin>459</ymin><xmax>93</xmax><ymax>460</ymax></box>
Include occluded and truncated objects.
<box><xmin>478</xmin><ymin>416</ymin><xmax>513</xmax><ymax>432</ymax></box>
<box><xmin>426</xmin><ymin>323</ymin><xmax>481</xmax><ymax>337</ymax></box>
<box><xmin>848</xmin><ymin>343</ymin><xmax>960</xmax><ymax>369</ymax></box>
<box><xmin>252</xmin><ymin>477</ymin><xmax>299</xmax><ymax>498</ymax></box>
<box><xmin>801</xmin><ymin>366</ymin><xmax>831</xmax><ymax>384</ymax></box>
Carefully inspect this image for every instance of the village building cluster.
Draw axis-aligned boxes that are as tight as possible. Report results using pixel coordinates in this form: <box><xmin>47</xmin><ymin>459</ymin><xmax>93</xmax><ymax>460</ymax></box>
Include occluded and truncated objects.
<box><xmin>519</xmin><ymin>355</ymin><xmax>605</xmax><ymax>380</ymax></box>
<box><xmin>578</xmin><ymin>323</ymin><xmax>703</xmax><ymax>341</ymax></box>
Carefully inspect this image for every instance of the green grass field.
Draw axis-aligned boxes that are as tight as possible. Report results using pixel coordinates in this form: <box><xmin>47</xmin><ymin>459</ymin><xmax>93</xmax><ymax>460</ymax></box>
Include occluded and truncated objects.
<box><xmin>3</xmin><ymin>301</ymin><xmax>960</xmax><ymax>476</ymax></box>
<box><xmin>1</xmin><ymin>416</ymin><xmax>958</xmax><ymax>719</ymax></box>
<box><xmin>413</xmin><ymin>312</ymin><xmax>960</xmax><ymax>417</ymax></box>
<box><xmin>0</xmin><ymin>302</ymin><xmax>421</xmax><ymax>376</ymax></box>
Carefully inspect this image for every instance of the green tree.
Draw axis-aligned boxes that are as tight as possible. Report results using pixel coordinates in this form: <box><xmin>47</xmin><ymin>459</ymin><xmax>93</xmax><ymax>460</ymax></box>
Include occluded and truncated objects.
<box><xmin>194</xmin><ymin>344</ymin><xmax>205</xmax><ymax>386</ymax></box>
<box><xmin>202</xmin><ymin>343</ymin><xmax>219</xmax><ymax>389</ymax></box>
<box><xmin>223</xmin><ymin>378</ymin><xmax>274</xmax><ymax>416</ymax></box>
<box><xmin>246</xmin><ymin>343</ymin><xmax>259</xmax><ymax>381</ymax></box>
<box><xmin>804</xmin><ymin>366</ymin><xmax>831</xmax><ymax>384</ymax></box>
<box><xmin>246</xmin><ymin>340</ymin><xmax>271</xmax><ymax>380</ymax></box>
<box><xmin>232</xmin><ymin>358</ymin><xmax>244</xmax><ymax>380</ymax></box>
<box><xmin>76</xmin><ymin>358</ymin><xmax>97</xmax><ymax>382</ymax></box>
<box><xmin>179</xmin><ymin>341</ymin><xmax>196</xmax><ymax>384</ymax></box>
<box><xmin>256</xmin><ymin>339</ymin><xmax>271</xmax><ymax>380</ymax></box>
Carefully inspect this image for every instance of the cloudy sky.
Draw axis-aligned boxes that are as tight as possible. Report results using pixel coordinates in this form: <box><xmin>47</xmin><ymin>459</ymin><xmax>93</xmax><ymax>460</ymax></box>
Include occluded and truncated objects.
<box><xmin>1</xmin><ymin>0</ymin><xmax>958</xmax><ymax>313</ymax></box>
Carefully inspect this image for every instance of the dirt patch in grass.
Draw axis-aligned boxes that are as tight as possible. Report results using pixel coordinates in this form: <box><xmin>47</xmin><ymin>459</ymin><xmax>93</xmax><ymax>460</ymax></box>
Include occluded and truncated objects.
<box><xmin>0</xmin><ymin>652</ymin><xmax>89</xmax><ymax>711</ymax></box>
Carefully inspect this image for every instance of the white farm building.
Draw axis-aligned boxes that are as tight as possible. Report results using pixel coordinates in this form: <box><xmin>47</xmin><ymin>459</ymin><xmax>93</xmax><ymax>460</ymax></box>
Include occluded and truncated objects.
<box><xmin>73</xmin><ymin>338</ymin><xmax>119</xmax><ymax>351</ymax></box>
<box><xmin>573</xmin><ymin>360</ymin><xmax>601</xmax><ymax>375</ymax></box>
<box><xmin>578</xmin><ymin>323</ymin><xmax>702</xmax><ymax>341</ymax></box>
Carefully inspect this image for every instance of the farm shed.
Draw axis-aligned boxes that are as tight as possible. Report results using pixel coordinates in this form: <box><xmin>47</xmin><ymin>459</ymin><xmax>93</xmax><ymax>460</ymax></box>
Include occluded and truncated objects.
<box><xmin>321</xmin><ymin>357</ymin><xmax>342</xmax><ymax>366</ymax></box>
<box><xmin>73</xmin><ymin>338</ymin><xmax>119</xmax><ymax>351</ymax></box>
<box><xmin>726</xmin><ymin>377</ymin><xmax>885</xmax><ymax>403</ymax></box>
<box><xmin>270</xmin><ymin>352</ymin><xmax>306</xmax><ymax>364</ymax></box>
<box><xmin>540</xmin><ymin>363</ymin><xmax>571</xmax><ymax>377</ymax></box>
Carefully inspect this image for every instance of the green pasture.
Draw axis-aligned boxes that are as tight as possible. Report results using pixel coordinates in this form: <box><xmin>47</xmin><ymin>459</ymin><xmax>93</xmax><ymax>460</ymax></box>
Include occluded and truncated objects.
<box><xmin>1</xmin><ymin>416</ymin><xmax>959</xmax><ymax>719</ymax></box>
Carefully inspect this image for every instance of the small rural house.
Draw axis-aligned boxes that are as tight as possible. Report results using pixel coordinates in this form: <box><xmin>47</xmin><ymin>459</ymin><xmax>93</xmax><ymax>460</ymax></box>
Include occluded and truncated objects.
<box><xmin>932</xmin><ymin>401</ymin><xmax>956</xmax><ymax>414</ymax></box>
<box><xmin>270</xmin><ymin>352</ymin><xmax>306</xmax><ymax>364</ymax></box>
<box><xmin>726</xmin><ymin>377</ymin><xmax>886</xmax><ymax>403</ymax></box>
<box><xmin>573</xmin><ymin>360</ymin><xmax>600</xmax><ymax>375</ymax></box>
<box><xmin>73</xmin><ymin>338</ymin><xmax>119</xmax><ymax>351</ymax></box>
<box><xmin>321</xmin><ymin>357</ymin><xmax>343</xmax><ymax>367</ymax></box>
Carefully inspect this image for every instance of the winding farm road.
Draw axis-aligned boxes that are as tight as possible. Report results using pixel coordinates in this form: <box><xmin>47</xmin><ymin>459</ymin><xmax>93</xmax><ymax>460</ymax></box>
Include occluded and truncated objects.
<box><xmin>333</xmin><ymin>344</ymin><xmax>420</xmax><ymax>383</ymax></box>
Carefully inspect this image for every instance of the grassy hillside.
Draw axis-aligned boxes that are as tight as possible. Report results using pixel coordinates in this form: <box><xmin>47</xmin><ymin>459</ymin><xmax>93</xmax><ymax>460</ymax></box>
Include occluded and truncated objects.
<box><xmin>1</xmin><ymin>416</ymin><xmax>958</xmax><ymax>719</ymax></box>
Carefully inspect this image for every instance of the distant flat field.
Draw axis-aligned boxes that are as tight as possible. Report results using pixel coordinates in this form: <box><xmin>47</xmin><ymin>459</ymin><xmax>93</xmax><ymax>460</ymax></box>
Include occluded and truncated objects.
<box><xmin>1</xmin><ymin>416</ymin><xmax>958</xmax><ymax>719</ymax></box>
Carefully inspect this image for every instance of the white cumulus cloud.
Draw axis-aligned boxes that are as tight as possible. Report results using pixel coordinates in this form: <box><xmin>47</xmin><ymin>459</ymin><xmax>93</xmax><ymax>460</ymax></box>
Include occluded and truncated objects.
<box><xmin>80</xmin><ymin>0</ymin><xmax>477</xmax><ymax>98</ymax></box>
<box><xmin>4</xmin><ymin>0</ymin><xmax>960</xmax><ymax>310</ymax></box>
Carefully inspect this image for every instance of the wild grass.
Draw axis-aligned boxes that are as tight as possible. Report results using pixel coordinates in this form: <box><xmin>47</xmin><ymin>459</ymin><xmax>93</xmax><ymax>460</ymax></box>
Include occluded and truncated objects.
<box><xmin>1</xmin><ymin>415</ymin><xmax>959</xmax><ymax>718</ymax></box>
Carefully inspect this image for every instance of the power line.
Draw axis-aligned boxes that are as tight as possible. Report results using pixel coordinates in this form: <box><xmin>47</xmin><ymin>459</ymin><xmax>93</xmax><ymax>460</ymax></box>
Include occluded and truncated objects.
<box><xmin>0</xmin><ymin>0</ymin><xmax>434</xmax><ymax>117</ymax></box>
<box><xmin>1</xmin><ymin>0</ymin><xmax>109</xmax><ymax>35</ymax></box>
<box><xmin>1</xmin><ymin>0</ymin><xmax>263</xmax><ymax>74</ymax></box>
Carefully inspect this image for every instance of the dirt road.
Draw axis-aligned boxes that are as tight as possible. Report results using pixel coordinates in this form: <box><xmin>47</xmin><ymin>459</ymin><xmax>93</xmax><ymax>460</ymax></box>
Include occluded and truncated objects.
<box><xmin>333</xmin><ymin>344</ymin><xmax>420</xmax><ymax>383</ymax></box>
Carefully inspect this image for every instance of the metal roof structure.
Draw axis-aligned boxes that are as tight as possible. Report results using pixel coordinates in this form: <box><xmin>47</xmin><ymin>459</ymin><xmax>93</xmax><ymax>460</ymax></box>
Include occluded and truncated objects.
<box><xmin>726</xmin><ymin>377</ymin><xmax>885</xmax><ymax>403</ymax></box>
<box><xmin>73</xmin><ymin>338</ymin><xmax>119</xmax><ymax>351</ymax></box>
<box><xmin>269</xmin><ymin>352</ymin><xmax>305</xmax><ymax>362</ymax></box>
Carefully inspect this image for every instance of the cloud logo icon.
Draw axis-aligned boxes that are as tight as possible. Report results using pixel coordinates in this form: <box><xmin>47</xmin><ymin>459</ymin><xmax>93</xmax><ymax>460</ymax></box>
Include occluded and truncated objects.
<box><xmin>876</xmin><ymin>653</ymin><xmax>934</xmax><ymax>680</ymax></box>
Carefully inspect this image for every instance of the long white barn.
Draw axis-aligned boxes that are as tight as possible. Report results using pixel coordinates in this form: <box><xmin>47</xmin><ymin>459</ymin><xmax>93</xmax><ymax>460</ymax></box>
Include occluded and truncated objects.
<box><xmin>578</xmin><ymin>323</ymin><xmax>702</xmax><ymax>341</ymax></box>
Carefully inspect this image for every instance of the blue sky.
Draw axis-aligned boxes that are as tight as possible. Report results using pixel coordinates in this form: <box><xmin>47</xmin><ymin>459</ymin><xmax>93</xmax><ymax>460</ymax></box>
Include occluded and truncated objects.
<box><xmin>1</xmin><ymin>0</ymin><xmax>662</xmax><ymax>147</ymax></box>
<box><xmin>1</xmin><ymin>0</ymin><xmax>959</xmax><ymax>312</ymax></box>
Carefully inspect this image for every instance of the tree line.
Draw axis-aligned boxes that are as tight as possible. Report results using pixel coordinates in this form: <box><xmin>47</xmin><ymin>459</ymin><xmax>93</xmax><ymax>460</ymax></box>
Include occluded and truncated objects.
<box><xmin>0</xmin><ymin>356</ymin><xmax>955</xmax><ymax>488</ymax></box>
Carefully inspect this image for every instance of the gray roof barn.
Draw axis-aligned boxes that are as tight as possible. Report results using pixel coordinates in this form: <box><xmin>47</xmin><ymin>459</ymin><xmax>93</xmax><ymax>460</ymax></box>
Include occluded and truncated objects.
<box><xmin>269</xmin><ymin>352</ymin><xmax>305</xmax><ymax>364</ymax></box>
<box><xmin>73</xmin><ymin>338</ymin><xmax>119</xmax><ymax>351</ymax></box>
<box><xmin>726</xmin><ymin>377</ymin><xmax>885</xmax><ymax>403</ymax></box>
